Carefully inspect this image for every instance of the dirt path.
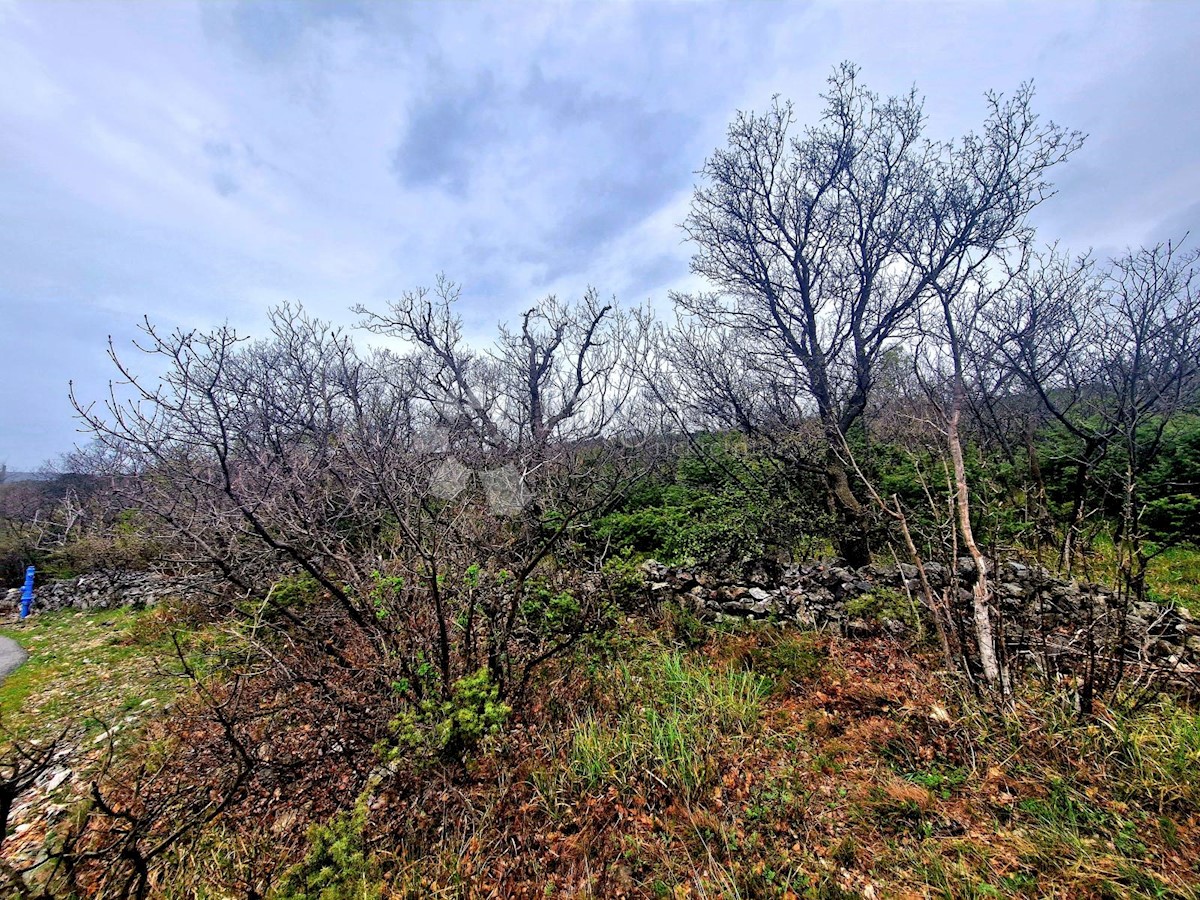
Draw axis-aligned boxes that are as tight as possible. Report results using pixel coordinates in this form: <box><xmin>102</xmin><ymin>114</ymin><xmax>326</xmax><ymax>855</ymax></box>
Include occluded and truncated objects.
<box><xmin>0</xmin><ymin>634</ymin><xmax>27</xmax><ymax>683</ymax></box>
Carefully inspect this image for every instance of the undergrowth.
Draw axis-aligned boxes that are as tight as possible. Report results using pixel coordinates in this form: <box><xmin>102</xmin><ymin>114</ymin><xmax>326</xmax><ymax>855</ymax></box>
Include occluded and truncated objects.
<box><xmin>7</xmin><ymin>611</ymin><xmax>1200</xmax><ymax>898</ymax></box>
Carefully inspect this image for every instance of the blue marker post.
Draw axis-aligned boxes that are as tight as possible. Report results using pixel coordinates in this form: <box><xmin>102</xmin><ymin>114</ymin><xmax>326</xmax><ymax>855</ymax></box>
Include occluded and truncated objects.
<box><xmin>19</xmin><ymin>566</ymin><xmax>34</xmax><ymax>620</ymax></box>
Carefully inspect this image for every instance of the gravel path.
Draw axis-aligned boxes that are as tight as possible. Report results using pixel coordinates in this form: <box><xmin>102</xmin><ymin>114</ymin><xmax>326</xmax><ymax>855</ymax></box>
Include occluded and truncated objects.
<box><xmin>0</xmin><ymin>634</ymin><xmax>27</xmax><ymax>683</ymax></box>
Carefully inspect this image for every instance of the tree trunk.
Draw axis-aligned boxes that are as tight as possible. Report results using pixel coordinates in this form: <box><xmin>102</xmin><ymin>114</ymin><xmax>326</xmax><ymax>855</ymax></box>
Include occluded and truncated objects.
<box><xmin>948</xmin><ymin>383</ymin><xmax>1005</xmax><ymax>692</ymax></box>
<box><xmin>1059</xmin><ymin>439</ymin><xmax>1104</xmax><ymax>575</ymax></box>
<box><xmin>825</xmin><ymin>452</ymin><xmax>871</xmax><ymax>567</ymax></box>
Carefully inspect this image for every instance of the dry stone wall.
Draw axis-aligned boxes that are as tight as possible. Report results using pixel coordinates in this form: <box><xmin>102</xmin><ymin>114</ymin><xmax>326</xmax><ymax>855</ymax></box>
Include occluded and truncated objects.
<box><xmin>641</xmin><ymin>557</ymin><xmax>1200</xmax><ymax>671</ymax></box>
<box><xmin>10</xmin><ymin>560</ymin><xmax>1198</xmax><ymax>677</ymax></box>
<box><xmin>3</xmin><ymin>571</ymin><xmax>192</xmax><ymax>614</ymax></box>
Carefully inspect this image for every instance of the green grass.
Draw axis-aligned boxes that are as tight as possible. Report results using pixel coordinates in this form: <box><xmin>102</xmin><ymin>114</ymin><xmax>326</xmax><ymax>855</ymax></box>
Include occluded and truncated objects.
<box><xmin>737</xmin><ymin>629</ymin><xmax>827</xmax><ymax>692</ymax></box>
<box><xmin>567</xmin><ymin>647</ymin><xmax>771</xmax><ymax>800</ymax></box>
<box><xmin>1101</xmin><ymin>697</ymin><xmax>1200</xmax><ymax>812</ymax></box>
<box><xmin>900</xmin><ymin>764</ymin><xmax>970</xmax><ymax>800</ymax></box>
<box><xmin>0</xmin><ymin>606</ymin><xmax>203</xmax><ymax>744</ymax></box>
<box><xmin>1147</xmin><ymin>546</ymin><xmax>1200</xmax><ymax>615</ymax></box>
<box><xmin>1073</xmin><ymin>537</ymin><xmax>1200</xmax><ymax>616</ymax></box>
<box><xmin>116</xmin><ymin>617</ymin><xmax>1200</xmax><ymax>900</ymax></box>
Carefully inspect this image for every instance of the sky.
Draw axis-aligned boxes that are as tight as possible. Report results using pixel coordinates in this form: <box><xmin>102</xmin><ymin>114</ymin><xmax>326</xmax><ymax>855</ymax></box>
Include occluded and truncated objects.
<box><xmin>1</xmin><ymin>0</ymin><xmax>1198</xmax><ymax>469</ymax></box>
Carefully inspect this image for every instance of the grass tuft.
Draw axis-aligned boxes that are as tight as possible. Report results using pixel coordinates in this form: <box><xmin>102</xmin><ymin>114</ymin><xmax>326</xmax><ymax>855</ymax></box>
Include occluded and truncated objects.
<box><xmin>568</xmin><ymin>647</ymin><xmax>769</xmax><ymax>801</ymax></box>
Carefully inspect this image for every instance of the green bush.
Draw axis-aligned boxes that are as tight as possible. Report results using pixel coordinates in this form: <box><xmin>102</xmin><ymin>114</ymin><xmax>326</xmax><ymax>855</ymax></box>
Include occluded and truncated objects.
<box><xmin>1143</xmin><ymin>493</ymin><xmax>1200</xmax><ymax>546</ymax></box>
<box><xmin>520</xmin><ymin>583</ymin><xmax>583</xmax><ymax>635</ymax></box>
<box><xmin>237</xmin><ymin>573</ymin><xmax>326</xmax><ymax>622</ymax></box>
<box><xmin>1039</xmin><ymin>413</ymin><xmax>1200</xmax><ymax>549</ymax></box>
<box><xmin>386</xmin><ymin>668</ymin><xmax>512</xmax><ymax>763</ymax></box>
<box><xmin>600</xmin><ymin>554</ymin><xmax>648</xmax><ymax>607</ymax></box>
<box><xmin>273</xmin><ymin>797</ymin><xmax>385</xmax><ymax>900</ymax></box>
<box><xmin>1143</xmin><ymin>417</ymin><xmax>1200</xmax><ymax>543</ymax></box>
<box><xmin>589</xmin><ymin>435</ymin><xmax>828</xmax><ymax>566</ymax></box>
<box><xmin>869</xmin><ymin>438</ymin><xmax>1033</xmax><ymax>553</ymax></box>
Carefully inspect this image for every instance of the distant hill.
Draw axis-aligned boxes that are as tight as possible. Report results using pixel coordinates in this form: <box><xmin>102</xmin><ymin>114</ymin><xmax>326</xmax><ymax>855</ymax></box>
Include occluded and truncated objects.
<box><xmin>1</xmin><ymin>471</ymin><xmax>54</xmax><ymax>483</ymax></box>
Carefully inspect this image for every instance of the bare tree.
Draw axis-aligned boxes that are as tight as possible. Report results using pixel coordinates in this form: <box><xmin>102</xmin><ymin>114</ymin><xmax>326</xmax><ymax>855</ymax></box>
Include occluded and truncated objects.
<box><xmin>72</xmin><ymin>290</ymin><xmax>646</xmax><ymax>704</ymax></box>
<box><xmin>986</xmin><ymin>240</ymin><xmax>1200</xmax><ymax>708</ymax></box>
<box><xmin>985</xmin><ymin>249</ymin><xmax>1110</xmax><ymax>569</ymax></box>
<box><xmin>675</xmin><ymin>62</ymin><xmax>1081</xmax><ymax>566</ymax></box>
<box><xmin>354</xmin><ymin>280</ymin><xmax>649</xmax><ymax>694</ymax></box>
<box><xmin>992</xmin><ymin>242</ymin><xmax>1200</xmax><ymax>563</ymax></box>
<box><xmin>903</xmin><ymin>265</ymin><xmax>1027</xmax><ymax>692</ymax></box>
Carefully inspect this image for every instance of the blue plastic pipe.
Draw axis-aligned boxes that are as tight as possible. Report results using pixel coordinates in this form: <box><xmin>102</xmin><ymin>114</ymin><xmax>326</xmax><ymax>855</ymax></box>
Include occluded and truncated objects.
<box><xmin>19</xmin><ymin>566</ymin><xmax>34</xmax><ymax>619</ymax></box>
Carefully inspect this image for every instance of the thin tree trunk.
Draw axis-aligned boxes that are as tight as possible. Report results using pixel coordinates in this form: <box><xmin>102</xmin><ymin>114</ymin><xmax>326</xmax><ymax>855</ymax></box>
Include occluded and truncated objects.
<box><xmin>894</xmin><ymin>498</ymin><xmax>958</xmax><ymax>673</ymax></box>
<box><xmin>1059</xmin><ymin>440</ymin><xmax>1104</xmax><ymax>574</ymax></box>
<box><xmin>1025</xmin><ymin>424</ymin><xmax>1054</xmax><ymax>551</ymax></box>
<box><xmin>948</xmin><ymin>379</ymin><xmax>1005</xmax><ymax>692</ymax></box>
<box><xmin>825</xmin><ymin>449</ymin><xmax>871</xmax><ymax>567</ymax></box>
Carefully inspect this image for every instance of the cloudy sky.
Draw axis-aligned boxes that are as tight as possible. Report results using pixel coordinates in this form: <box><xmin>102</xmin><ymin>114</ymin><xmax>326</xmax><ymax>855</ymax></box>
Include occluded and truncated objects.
<box><xmin>1</xmin><ymin>0</ymin><xmax>1197</xmax><ymax>468</ymax></box>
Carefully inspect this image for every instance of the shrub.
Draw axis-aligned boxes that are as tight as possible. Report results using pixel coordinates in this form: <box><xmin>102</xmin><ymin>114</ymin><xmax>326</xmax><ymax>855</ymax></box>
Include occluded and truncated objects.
<box><xmin>273</xmin><ymin>796</ymin><xmax>385</xmax><ymax>900</ymax></box>
<box><xmin>589</xmin><ymin>435</ymin><xmax>829</xmax><ymax>566</ymax></box>
<box><xmin>520</xmin><ymin>584</ymin><xmax>583</xmax><ymax>636</ymax></box>
<box><xmin>600</xmin><ymin>554</ymin><xmax>649</xmax><ymax>607</ymax></box>
<box><xmin>387</xmin><ymin>668</ymin><xmax>512</xmax><ymax>763</ymax></box>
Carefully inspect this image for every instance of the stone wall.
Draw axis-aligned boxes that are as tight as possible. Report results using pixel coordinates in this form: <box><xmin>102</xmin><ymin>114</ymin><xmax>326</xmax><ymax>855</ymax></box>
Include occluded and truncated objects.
<box><xmin>3</xmin><ymin>571</ymin><xmax>193</xmax><ymax>614</ymax></box>
<box><xmin>11</xmin><ymin>560</ymin><xmax>1199</xmax><ymax>677</ymax></box>
<box><xmin>641</xmin><ymin>558</ymin><xmax>1200</xmax><ymax>672</ymax></box>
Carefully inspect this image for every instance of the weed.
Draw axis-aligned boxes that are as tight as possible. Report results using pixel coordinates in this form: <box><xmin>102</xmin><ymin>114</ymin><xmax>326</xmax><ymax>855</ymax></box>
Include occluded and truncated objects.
<box><xmin>844</xmin><ymin>587</ymin><xmax>920</xmax><ymax>629</ymax></box>
<box><xmin>660</xmin><ymin>600</ymin><xmax>709</xmax><ymax>649</ymax></box>
<box><xmin>387</xmin><ymin>668</ymin><xmax>511</xmax><ymax>762</ymax></box>
<box><xmin>521</xmin><ymin>584</ymin><xmax>584</xmax><ymax>636</ymax></box>
<box><xmin>601</xmin><ymin>554</ymin><xmax>650</xmax><ymax>608</ymax></box>
<box><xmin>830</xmin><ymin>835</ymin><xmax>858</xmax><ymax>868</ymax></box>
<box><xmin>865</xmin><ymin>779</ymin><xmax>933</xmax><ymax>831</ymax></box>
<box><xmin>901</xmin><ymin>765</ymin><xmax>969</xmax><ymax>801</ymax></box>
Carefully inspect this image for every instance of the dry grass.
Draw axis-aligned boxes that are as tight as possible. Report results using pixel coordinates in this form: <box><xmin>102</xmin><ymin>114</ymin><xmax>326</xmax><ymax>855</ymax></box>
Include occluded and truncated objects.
<box><xmin>273</xmin><ymin>626</ymin><xmax>1200</xmax><ymax>898</ymax></box>
<box><xmin>6</xmin><ymin>610</ymin><xmax>1200</xmax><ymax>898</ymax></box>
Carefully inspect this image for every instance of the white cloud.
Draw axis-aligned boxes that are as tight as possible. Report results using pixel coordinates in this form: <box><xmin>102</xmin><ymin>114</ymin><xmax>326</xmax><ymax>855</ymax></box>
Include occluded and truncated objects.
<box><xmin>0</xmin><ymin>0</ymin><xmax>1197</xmax><ymax>466</ymax></box>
